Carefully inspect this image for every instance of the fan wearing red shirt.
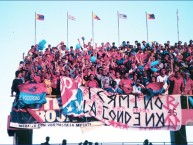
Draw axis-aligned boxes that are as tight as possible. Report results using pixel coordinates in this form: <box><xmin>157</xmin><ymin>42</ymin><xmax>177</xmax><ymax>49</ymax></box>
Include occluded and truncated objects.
<box><xmin>119</xmin><ymin>72</ymin><xmax>133</xmax><ymax>94</ymax></box>
<box><xmin>85</xmin><ymin>74</ymin><xmax>99</xmax><ymax>88</ymax></box>
<box><xmin>184</xmin><ymin>73</ymin><xmax>193</xmax><ymax>95</ymax></box>
<box><xmin>185</xmin><ymin>73</ymin><xmax>193</xmax><ymax>108</ymax></box>
<box><xmin>169</xmin><ymin>71</ymin><xmax>184</xmax><ymax>95</ymax></box>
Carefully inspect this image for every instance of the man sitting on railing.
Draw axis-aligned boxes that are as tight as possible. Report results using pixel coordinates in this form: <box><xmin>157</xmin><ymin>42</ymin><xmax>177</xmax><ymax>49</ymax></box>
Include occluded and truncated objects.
<box><xmin>11</xmin><ymin>70</ymin><xmax>23</xmax><ymax>102</ymax></box>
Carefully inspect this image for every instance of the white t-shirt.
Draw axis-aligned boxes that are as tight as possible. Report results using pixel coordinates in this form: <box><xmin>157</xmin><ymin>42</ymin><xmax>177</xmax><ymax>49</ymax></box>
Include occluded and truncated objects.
<box><xmin>114</xmin><ymin>78</ymin><xmax>121</xmax><ymax>86</ymax></box>
<box><xmin>101</xmin><ymin>76</ymin><xmax>111</xmax><ymax>89</ymax></box>
<box><xmin>157</xmin><ymin>75</ymin><xmax>169</xmax><ymax>94</ymax></box>
<box><xmin>60</xmin><ymin>49</ymin><xmax>66</xmax><ymax>57</ymax></box>
<box><xmin>132</xmin><ymin>85</ymin><xmax>142</xmax><ymax>94</ymax></box>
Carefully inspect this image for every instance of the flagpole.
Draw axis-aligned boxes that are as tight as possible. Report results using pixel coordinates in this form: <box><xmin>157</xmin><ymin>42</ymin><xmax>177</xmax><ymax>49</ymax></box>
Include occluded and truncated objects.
<box><xmin>92</xmin><ymin>11</ymin><xmax>94</xmax><ymax>48</ymax></box>
<box><xmin>117</xmin><ymin>11</ymin><xmax>120</xmax><ymax>46</ymax></box>
<box><xmin>35</xmin><ymin>12</ymin><xmax>37</xmax><ymax>44</ymax></box>
<box><xmin>176</xmin><ymin>9</ymin><xmax>179</xmax><ymax>42</ymax></box>
<box><xmin>146</xmin><ymin>12</ymin><xmax>149</xmax><ymax>42</ymax></box>
<box><xmin>67</xmin><ymin>12</ymin><xmax>69</xmax><ymax>46</ymax></box>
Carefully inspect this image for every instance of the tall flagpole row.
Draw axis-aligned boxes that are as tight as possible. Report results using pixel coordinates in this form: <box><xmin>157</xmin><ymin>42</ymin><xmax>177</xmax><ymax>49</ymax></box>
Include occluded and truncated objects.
<box><xmin>34</xmin><ymin>11</ymin><xmax>159</xmax><ymax>47</ymax></box>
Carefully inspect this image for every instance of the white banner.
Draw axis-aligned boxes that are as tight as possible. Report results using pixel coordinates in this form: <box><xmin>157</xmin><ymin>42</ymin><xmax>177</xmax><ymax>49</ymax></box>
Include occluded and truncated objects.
<box><xmin>10</xmin><ymin>121</ymin><xmax>104</xmax><ymax>129</ymax></box>
<box><xmin>81</xmin><ymin>87</ymin><xmax>181</xmax><ymax>131</ymax></box>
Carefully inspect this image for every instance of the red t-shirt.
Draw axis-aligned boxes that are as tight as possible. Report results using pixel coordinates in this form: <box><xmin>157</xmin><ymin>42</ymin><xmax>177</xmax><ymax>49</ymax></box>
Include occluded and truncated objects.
<box><xmin>34</xmin><ymin>75</ymin><xmax>41</xmax><ymax>83</ymax></box>
<box><xmin>85</xmin><ymin>80</ymin><xmax>99</xmax><ymax>88</ymax></box>
<box><xmin>170</xmin><ymin>77</ymin><xmax>184</xmax><ymax>94</ymax></box>
<box><xmin>51</xmin><ymin>76</ymin><xmax>59</xmax><ymax>89</ymax></box>
<box><xmin>97</xmin><ymin>51</ymin><xmax>103</xmax><ymax>57</ymax></box>
<box><xmin>119</xmin><ymin>78</ymin><xmax>133</xmax><ymax>94</ymax></box>
<box><xmin>136</xmin><ymin>52</ymin><xmax>148</xmax><ymax>63</ymax></box>
<box><xmin>44</xmin><ymin>50</ymin><xmax>50</xmax><ymax>55</ymax></box>
<box><xmin>184</xmin><ymin>79</ymin><xmax>193</xmax><ymax>95</ymax></box>
<box><xmin>85</xmin><ymin>54</ymin><xmax>90</xmax><ymax>60</ymax></box>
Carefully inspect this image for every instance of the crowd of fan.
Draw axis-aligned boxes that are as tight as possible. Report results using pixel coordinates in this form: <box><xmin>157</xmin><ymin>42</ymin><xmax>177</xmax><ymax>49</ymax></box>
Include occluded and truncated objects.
<box><xmin>11</xmin><ymin>39</ymin><xmax>193</xmax><ymax>102</ymax></box>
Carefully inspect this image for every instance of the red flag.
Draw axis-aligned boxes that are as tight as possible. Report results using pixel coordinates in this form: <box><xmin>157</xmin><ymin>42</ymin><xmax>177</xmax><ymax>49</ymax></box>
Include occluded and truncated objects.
<box><xmin>36</xmin><ymin>14</ymin><xmax>44</xmax><ymax>21</ymax></box>
<box><xmin>18</xmin><ymin>83</ymin><xmax>46</xmax><ymax>94</ymax></box>
<box><xmin>147</xmin><ymin>14</ymin><xmax>155</xmax><ymax>19</ymax></box>
<box><xmin>93</xmin><ymin>13</ymin><xmax>100</xmax><ymax>20</ymax></box>
<box><xmin>146</xmin><ymin>82</ymin><xmax>164</xmax><ymax>91</ymax></box>
<box><xmin>135</xmin><ymin>52</ymin><xmax>148</xmax><ymax>63</ymax></box>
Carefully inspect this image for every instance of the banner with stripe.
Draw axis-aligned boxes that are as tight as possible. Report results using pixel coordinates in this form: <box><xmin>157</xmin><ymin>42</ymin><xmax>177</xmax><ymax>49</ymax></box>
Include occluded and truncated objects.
<box><xmin>17</xmin><ymin>83</ymin><xmax>47</xmax><ymax>108</ymax></box>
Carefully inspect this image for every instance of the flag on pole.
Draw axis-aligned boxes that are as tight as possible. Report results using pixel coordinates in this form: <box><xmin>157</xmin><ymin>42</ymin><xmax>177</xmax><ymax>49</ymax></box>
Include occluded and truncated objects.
<box><xmin>68</xmin><ymin>14</ymin><xmax>76</xmax><ymax>20</ymax></box>
<box><xmin>147</xmin><ymin>13</ymin><xmax>155</xmax><ymax>19</ymax></box>
<box><xmin>36</xmin><ymin>14</ymin><xmax>44</xmax><ymax>21</ymax></box>
<box><xmin>93</xmin><ymin>13</ymin><xmax>100</xmax><ymax>20</ymax></box>
<box><xmin>118</xmin><ymin>13</ymin><xmax>127</xmax><ymax>19</ymax></box>
<box><xmin>176</xmin><ymin>9</ymin><xmax>180</xmax><ymax>42</ymax></box>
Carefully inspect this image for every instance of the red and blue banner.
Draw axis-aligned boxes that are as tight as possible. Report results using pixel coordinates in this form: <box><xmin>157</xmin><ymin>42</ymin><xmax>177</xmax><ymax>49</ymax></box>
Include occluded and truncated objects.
<box><xmin>17</xmin><ymin>83</ymin><xmax>47</xmax><ymax>108</ymax></box>
<box><xmin>60</xmin><ymin>76</ymin><xmax>83</xmax><ymax>116</ymax></box>
<box><xmin>62</xmin><ymin>88</ymin><xmax>84</xmax><ymax>117</ymax></box>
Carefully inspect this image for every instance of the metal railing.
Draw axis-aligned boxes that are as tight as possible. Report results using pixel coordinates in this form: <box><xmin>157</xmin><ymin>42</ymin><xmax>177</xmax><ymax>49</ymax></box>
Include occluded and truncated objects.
<box><xmin>48</xmin><ymin>142</ymin><xmax>193</xmax><ymax>145</ymax></box>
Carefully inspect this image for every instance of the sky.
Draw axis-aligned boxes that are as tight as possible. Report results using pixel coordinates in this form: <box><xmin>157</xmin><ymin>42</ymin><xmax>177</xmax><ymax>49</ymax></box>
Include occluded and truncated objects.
<box><xmin>0</xmin><ymin>1</ymin><xmax>193</xmax><ymax>144</ymax></box>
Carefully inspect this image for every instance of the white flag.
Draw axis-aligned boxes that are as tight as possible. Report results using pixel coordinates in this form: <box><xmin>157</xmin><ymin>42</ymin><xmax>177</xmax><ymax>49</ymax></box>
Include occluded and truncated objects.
<box><xmin>118</xmin><ymin>13</ymin><xmax>127</xmax><ymax>19</ymax></box>
<box><xmin>68</xmin><ymin>14</ymin><xmax>76</xmax><ymax>20</ymax></box>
